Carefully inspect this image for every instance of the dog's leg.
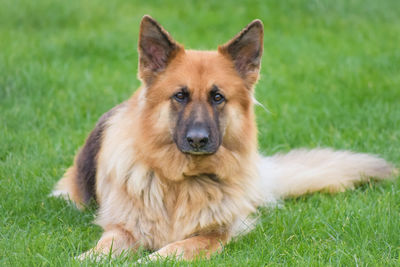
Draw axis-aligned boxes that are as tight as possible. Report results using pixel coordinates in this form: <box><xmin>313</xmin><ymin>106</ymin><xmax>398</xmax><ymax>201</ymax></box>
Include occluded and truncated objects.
<box><xmin>78</xmin><ymin>226</ymin><xmax>137</xmax><ymax>261</ymax></box>
<box><xmin>139</xmin><ymin>233</ymin><xmax>227</xmax><ymax>262</ymax></box>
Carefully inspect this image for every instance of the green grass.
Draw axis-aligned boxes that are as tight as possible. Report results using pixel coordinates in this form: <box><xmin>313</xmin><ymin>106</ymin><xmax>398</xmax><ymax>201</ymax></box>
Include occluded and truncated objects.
<box><xmin>1</xmin><ymin>0</ymin><xmax>400</xmax><ymax>265</ymax></box>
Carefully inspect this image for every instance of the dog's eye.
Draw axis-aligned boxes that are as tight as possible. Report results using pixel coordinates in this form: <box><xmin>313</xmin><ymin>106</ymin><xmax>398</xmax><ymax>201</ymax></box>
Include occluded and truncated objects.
<box><xmin>173</xmin><ymin>91</ymin><xmax>188</xmax><ymax>102</ymax></box>
<box><xmin>212</xmin><ymin>93</ymin><xmax>225</xmax><ymax>104</ymax></box>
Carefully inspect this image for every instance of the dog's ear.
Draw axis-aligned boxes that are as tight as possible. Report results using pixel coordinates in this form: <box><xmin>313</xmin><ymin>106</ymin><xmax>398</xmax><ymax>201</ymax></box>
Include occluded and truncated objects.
<box><xmin>138</xmin><ymin>15</ymin><xmax>183</xmax><ymax>85</ymax></box>
<box><xmin>218</xmin><ymin>20</ymin><xmax>263</xmax><ymax>88</ymax></box>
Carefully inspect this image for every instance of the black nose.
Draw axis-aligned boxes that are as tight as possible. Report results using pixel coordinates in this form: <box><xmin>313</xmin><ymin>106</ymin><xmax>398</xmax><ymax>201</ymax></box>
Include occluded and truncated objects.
<box><xmin>186</xmin><ymin>127</ymin><xmax>209</xmax><ymax>149</ymax></box>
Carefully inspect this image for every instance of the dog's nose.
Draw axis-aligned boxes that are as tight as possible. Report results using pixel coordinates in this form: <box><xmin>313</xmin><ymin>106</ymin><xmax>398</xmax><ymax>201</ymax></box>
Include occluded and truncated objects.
<box><xmin>186</xmin><ymin>127</ymin><xmax>209</xmax><ymax>149</ymax></box>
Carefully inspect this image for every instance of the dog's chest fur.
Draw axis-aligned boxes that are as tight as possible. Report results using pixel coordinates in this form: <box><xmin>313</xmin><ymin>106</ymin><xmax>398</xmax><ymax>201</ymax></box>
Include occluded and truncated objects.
<box><xmin>95</xmin><ymin>162</ymin><xmax>257</xmax><ymax>249</ymax></box>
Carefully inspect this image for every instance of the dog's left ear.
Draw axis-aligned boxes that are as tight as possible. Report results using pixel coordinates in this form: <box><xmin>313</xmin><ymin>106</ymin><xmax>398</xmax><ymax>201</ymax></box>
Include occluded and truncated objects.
<box><xmin>218</xmin><ymin>20</ymin><xmax>263</xmax><ymax>88</ymax></box>
<box><xmin>138</xmin><ymin>15</ymin><xmax>183</xmax><ymax>86</ymax></box>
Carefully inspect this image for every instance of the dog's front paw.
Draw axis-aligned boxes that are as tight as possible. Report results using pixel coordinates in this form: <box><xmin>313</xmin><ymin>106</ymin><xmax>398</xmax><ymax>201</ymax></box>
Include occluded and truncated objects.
<box><xmin>76</xmin><ymin>249</ymin><xmax>108</xmax><ymax>262</ymax></box>
<box><xmin>136</xmin><ymin>244</ymin><xmax>185</xmax><ymax>263</ymax></box>
<box><xmin>136</xmin><ymin>255</ymin><xmax>152</xmax><ymax>264</ymax></box>
<box><xmin>136</xmin><ymin>252</ymin><xmax>166</xmax><ymax>264</ymax></box>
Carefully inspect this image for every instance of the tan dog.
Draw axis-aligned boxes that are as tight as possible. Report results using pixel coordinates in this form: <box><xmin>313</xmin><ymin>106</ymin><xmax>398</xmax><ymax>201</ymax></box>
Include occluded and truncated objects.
<box><xmin>51</xmin><ymin>15</ymin><xmax>397</xmax><ymax>261</ymax></box>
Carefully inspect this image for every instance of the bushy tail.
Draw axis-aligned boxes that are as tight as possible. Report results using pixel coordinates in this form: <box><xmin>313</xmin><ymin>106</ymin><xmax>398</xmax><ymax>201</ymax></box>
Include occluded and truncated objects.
<box><xmin>258</xmin><ymin>148</ymin><xmax>398</xmax><ymax>200</ymax></box>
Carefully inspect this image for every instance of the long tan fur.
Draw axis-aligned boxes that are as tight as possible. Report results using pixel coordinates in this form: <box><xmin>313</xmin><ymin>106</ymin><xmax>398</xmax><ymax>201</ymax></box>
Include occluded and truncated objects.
<box><xmin>257</xmin><ymin>149</ymin><xmax>397</xmax><ymax>201</ymax></box>
<box><xmin>51</xmin><ymin>16</ymin><xmax>397</xmax><ymax>262</ymax></box>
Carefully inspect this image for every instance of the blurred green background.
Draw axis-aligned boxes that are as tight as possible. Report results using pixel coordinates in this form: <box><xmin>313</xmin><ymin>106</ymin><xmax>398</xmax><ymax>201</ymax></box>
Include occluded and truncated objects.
<box><xmin>1</xmin><ymin>0</ymin><xmax>399</xmax><ymax>265</ymax></box>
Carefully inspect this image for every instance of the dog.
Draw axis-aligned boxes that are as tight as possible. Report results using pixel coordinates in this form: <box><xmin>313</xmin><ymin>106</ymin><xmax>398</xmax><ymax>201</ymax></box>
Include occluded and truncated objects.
<box><xmin>51</xmin><ymin>15</ymin><xmax>397</xmax><ymax>262</ymax></box>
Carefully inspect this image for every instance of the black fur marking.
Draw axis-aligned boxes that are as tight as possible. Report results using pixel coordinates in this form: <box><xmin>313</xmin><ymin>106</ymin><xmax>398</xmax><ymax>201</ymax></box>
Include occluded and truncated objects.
<box><xmin>75</xmin><ymin>104</ymin><xmax>123</xmax><ymax>204</ymax></box>
<box><xmin>204</xmin><ymin>173</ymin><xmax>220</xmax><ymax>183</ymax></box>
<box><xmin>183</xmin><ymin>173</ymin><xmax>220</xmax><ymax>183</ymax></box>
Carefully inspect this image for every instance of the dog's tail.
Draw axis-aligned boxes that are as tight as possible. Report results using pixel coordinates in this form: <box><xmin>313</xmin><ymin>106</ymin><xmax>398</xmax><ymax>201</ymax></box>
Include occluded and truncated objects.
<box><xmin>257</xmin><ymin>148</ymin><xmax>398</xmax><ymax>201</ymax></box>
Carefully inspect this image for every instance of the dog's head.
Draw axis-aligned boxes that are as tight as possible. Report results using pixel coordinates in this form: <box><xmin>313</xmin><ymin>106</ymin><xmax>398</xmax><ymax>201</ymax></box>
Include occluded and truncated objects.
<box><xmin>138</xmin><ymin>16</ymin><xmax>263</xmax><ymax>156</ymax></box>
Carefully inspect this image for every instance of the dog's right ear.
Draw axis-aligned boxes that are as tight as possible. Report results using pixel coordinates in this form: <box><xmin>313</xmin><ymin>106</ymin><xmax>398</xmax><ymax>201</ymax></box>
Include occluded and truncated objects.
<box><xmin>138</xmin><ymin>15</ymin><xmax>183</xmax><ymax>86</ymax></box>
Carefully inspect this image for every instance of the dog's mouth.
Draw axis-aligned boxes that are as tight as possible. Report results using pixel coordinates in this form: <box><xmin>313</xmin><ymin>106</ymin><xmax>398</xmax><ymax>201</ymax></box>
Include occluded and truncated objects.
<box><xmin>179</xmin><ymin>147</ymin><xmax>217</xmax><ymax>156</ymax></box>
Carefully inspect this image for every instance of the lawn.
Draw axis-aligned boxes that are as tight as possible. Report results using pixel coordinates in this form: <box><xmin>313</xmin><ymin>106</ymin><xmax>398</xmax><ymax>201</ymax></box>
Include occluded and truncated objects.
<box><xmin>1</xmin><ymin>0</ymin><xmax>400</xmax><ymax>265</ymax></box>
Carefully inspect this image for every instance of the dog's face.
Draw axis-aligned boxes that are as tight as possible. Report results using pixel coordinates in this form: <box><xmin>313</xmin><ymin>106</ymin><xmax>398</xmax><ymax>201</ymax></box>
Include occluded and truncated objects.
<box><xmin>138</xmin><ymin>16</ymin><xmax>263</xmax><ymax>156</ymax></box>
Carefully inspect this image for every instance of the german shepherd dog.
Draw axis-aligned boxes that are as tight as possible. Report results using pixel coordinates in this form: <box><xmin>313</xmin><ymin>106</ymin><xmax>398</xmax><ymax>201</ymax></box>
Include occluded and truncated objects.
<box><xmin>51</xmin><ymin>15</ymin><xmax>397</xmax><ymax>261</ymax></box>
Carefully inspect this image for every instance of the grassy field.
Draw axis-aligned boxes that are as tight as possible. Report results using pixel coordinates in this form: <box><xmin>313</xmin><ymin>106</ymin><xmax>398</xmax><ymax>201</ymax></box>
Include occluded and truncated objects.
<box><xmin>1</xmin><ymin>0</ymin><xmax>400</xmax><ymax>265</ymax></box>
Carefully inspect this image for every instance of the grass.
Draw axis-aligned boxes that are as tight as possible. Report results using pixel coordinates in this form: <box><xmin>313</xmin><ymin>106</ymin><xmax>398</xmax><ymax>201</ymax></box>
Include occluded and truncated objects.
<box><xmin>1</xmin><ymin>0</ymin><xmax>400</xmax><ymax>265</ymax></box>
